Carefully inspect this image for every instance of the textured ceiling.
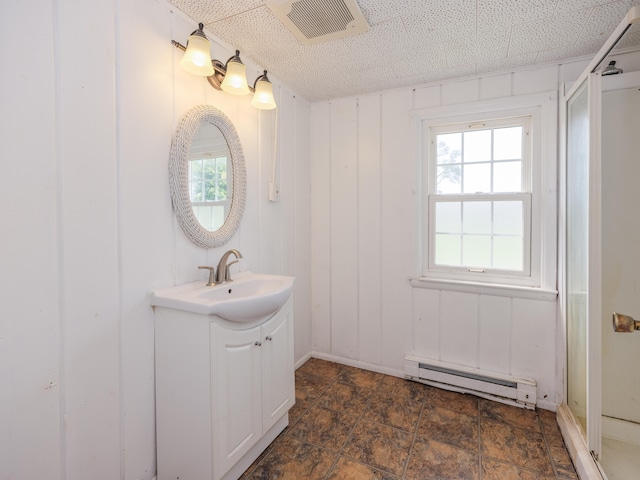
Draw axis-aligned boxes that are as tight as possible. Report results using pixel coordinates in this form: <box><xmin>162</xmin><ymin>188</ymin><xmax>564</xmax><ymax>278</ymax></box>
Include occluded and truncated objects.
<box><xmin>168</xmin><ymin>0</ymin><xmax>640</xmax><ymax>102</ymax></box>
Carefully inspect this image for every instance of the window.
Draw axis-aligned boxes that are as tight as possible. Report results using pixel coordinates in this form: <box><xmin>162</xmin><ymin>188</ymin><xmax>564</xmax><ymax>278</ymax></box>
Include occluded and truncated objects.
<box><xmin>428</xmin><ymin>117</ymin><xmax>531</xmax><ymax>277</ymax></box>
<box><xmin>417</xmin><ymin>93</ymin><xmax>558</xmax><ymax>292</ymax></box>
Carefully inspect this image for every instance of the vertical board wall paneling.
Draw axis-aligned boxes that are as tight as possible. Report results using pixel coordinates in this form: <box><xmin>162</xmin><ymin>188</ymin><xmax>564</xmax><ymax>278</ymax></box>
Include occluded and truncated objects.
<box><xmin>0</xmin><ymin>0</ymin><xmax>61</xmax><ymax>478</ymax></box>
<box><xmin>439</xmin><ymin>292</ymin><xmax>479</xmax><ymax>368</ymax></box>
<box><xmin>329</xmin><ymin>98</ymin><xmax>359</xmax><ymax>359</ymax></box>
<box><xmin>511</xmin><ymin>298</ymin><xmax>557</xmax><ymax>403</ymax></box>
<box><xmin>231</xmin><ymin>85</ymin><xmax>261</xmax><ymax>274</ymax></box>
<box><xmin>294</xmin><ymin>99</ymin><xmax>313</xmax><ymax>362</ymax></box>
<box><xmin>380</xmin><ymin>90</ymin><xmax>414</xmax><ymax>370</ymax></box>
<box><xmin>477</xmin><ymin>295</ymin><xmax>512</xmax><ymax>374</ymax></box>
<box><xmin>441</xmin><ymin>78</ymin><xmax>480</xmax><ymax>105</ymax></box>
<box><xmin>310</xmin><ymin>103</ymin><xmax>332</xmax><ymax>352</ymax></box>
<box><xmin>258</xmin><ymin>88</ymin><xmax>281</xmax><ymax>275</ymax></box>
<box><xmin>118</xmin><ymin>0</ymin><xmax>176</xmax><ymax>476</ymax></box>
<box><xmin>412</xmin><ymin>288</ymin><xmax>441</xmax><ymax>360</ymax></box>
<box><xmin>58</xmin><ymin>0</ymin><xmax>121</xmax><ymax>476</ymax></box>
<box><xmin>279</xmin><ymin>89</ymin><xmax>296</xmax><ymax>277</ymax></box>
<box><xmin>357</xmin><ymin>95</ymin><xmax>383</xmax><ymax>365</ymax></box>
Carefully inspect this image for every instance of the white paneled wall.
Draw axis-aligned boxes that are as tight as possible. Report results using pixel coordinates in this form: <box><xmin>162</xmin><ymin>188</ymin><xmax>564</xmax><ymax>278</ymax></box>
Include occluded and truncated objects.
<box><xmin>310</xmin><ymin>58</ymin><xmax>640</xmax><ymax>410</ymax></box>
<box><xmin>0</xmin><ymin>0</ymin><xmax>310</xmax><ymax>479</ymax></box>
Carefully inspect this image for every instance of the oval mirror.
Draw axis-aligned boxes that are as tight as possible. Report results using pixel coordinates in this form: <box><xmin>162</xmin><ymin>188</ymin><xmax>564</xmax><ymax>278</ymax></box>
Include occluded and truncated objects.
<box><xmin>169</xmin><ymin>105</ymin><xmax>246</xmax><ymax>248</ymax></box>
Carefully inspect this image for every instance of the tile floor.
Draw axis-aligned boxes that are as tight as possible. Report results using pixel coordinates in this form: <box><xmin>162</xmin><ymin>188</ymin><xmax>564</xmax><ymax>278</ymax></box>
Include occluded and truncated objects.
<box><xmin>241</xmin><ymin>358</ymin><xmax>579</xmax><ymax>480</ymax></box>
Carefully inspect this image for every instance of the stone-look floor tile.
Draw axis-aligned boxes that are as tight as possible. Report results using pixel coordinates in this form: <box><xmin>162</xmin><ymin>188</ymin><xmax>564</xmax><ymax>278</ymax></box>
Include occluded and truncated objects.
<box><xmin>481</xmin><ymin>420</ymin><xmax>554</xmax><ymax>474</ymax></box>
<box><xmin>247</xmin><ymin>436</ymin><xmax>337</xmax><ymax>480</ymax></box>
<box><xmin>287</xmin><ymin>404</ymin><xmax>358</xmax><ymax>452</ymax></box>
<box><xmin>364</xmin><ymin>390</ymin><xmax>423</xmax><ymax>433</ymax></box>
<box><xmin>378</xmin><ymin>375</ymin><xmax>430</xmax><ymax>402</ymax></box>
<box><xmin>338</xmin><ymin>365</ymin><xmax>385</xmax><ymax>388</ymax></box>
<box><xmin>316</xmin><ymin>381</ymin><xmax>372</xmax><ymax>414</ymax></box>
<box><xmin>239</xmin><ymin>430</ymin><xmax>288</xmax><ymax>479</ymax></box>
<box><xmin>326</xmin><ymin>456</ymin><xmax>400</xmax><ymax>480</ymax></box>
<box><xmin>295</xmin><ymin>370</ymin><xmax>333</xmax><ymax>402</ymax></box>
<box><xmin>417</xmin><ymin>405</ymin><xmax>479</xmax><ymax>452</ymax></box>
<box><xmin>479</xmin><ymin>399</ymin><xmax>541</xmax><ymax>432</ymax></box>
<box><xmin>405</xmin><ymin>438</ymin><xmax>479</xmax><ymax>480</ymax></box>
<box><xmin>425</xmin><ymin>387</ymin><xmax>479</xmax><ymax>417</ymax></box>
<box><xmin>287</xmin><ymin>397</ymin><xmax>312</xmax><ymax>424</ymax></box>
<box><xmin>296</xmin><ymin>358</ymin><xmax>344</xmax><ymax>380</ymax></box>
<box><xmin>342</xmin><ymin>419</ymin><xmax>413</xmax><ymax>476</ymax></box>
<box><xmin>481</xmin><ymin>456</ymin><xmax>555</xmax><ymax>480</ymax></box>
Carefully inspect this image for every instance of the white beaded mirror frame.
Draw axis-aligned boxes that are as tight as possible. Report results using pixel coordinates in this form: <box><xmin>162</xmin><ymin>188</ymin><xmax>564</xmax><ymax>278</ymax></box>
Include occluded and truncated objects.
<box><xmin>169</xmin><ymin>105</ymin><xmax>246</xmax><ymax>248</ymax></box>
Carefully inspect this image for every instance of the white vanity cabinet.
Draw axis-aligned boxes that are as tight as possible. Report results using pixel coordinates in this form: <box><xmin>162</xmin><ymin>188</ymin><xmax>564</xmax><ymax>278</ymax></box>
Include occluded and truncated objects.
<box><xmin>155</xmin><ymin>295</ymin><xmax>295</xmax><ymax>480</ymax></box>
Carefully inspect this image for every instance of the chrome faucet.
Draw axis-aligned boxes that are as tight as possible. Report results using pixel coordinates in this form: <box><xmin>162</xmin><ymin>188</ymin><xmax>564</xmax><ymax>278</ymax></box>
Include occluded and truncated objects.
<box><xmin>198</xmin><ymin>266</ymin><xmax>216</xmax><ymax>286</ymax></box>
<box><xmin>215</xmin><ymin>249</ymin><xmax>243</xmax><ymax>284</ymax></box>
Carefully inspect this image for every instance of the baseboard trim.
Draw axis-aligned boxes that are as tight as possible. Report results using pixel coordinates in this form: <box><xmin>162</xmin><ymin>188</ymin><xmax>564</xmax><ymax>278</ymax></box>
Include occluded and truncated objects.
<box><xmin>308</xmin><ymin>351</ymin><xmax>404</xmax><ymax>378</ymax></box>
<box><xmin>295</xmin><ymin>351</ymin><xmax>312</xmax><ymax>370</ymax></box>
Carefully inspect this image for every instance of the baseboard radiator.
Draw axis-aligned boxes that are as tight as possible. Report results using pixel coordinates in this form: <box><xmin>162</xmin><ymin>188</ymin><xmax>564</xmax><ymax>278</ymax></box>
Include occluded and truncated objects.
<box><xmin>404</xmin><ymin>355</ymin><xmax>537</xmax><ymax>410</ymax></box>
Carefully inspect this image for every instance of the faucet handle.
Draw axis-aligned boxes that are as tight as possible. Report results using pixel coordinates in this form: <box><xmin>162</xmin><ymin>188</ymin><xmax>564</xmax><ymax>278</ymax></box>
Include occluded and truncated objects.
<box><xmin>198</xmin><ymin>266</ymin><xmax>216</xmax><ymax>286</ymax></box>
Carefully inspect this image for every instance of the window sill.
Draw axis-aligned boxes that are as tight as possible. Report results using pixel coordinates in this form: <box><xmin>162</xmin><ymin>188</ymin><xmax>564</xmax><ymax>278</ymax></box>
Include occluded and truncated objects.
<box><xmin>409</xmin><ymin>276</ymin><xmax>558</xmax><ymax>301</ymax></box>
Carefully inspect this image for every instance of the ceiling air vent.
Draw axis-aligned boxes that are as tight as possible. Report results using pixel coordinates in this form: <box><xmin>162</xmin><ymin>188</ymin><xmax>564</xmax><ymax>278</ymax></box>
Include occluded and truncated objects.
<box><xmin>265</xmin><ymin>0</ymin><xmax>369</xmax><ymax>45</ymax></box>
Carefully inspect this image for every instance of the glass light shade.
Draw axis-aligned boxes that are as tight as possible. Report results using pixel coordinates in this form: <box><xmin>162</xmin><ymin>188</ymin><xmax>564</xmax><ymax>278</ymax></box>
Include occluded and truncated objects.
<box><xmin>251</xmin><ymin>77</ymin><xmax>277</xmax><ymax>110</ymax></box>
<box><xmin>180</xmin><ymin>34</ymin><xmax>214</xmax><ymax>76</ymax></box>
<box><xmin>221</xmin><ymin>60</ymin><xmax>250</xmax><ymax>95</ymax></box>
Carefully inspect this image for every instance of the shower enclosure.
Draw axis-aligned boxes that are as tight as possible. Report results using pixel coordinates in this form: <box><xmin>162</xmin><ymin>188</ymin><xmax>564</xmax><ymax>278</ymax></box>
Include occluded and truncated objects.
<box><xmin>561</xmin><ymin>7</ymin><xmax>640</xmax><ymax>479</ymax></box>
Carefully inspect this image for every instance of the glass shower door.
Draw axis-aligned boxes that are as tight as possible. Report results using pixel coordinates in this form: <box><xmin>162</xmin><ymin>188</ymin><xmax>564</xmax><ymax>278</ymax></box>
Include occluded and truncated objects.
<box><xmin>566</xmin><ymin>72</ymin><xmax>603</xmax><ymax>454</ymax></box>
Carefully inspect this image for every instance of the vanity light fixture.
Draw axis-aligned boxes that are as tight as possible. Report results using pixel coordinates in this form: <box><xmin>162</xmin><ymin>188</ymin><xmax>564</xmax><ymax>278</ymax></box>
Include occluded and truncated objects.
<box><xmin>172</xmin><ymin>23</ymin><xmax>277</xmax><ymax>110</ymax></box>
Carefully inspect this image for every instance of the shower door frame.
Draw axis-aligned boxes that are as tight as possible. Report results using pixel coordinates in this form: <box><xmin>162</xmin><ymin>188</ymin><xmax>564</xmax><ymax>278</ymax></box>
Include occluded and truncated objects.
<box><xmin>559</xmin><ymin>7</ymin><xmax>640</xmax><ymax>479</ymax></box>
<box><xmin>559</xmin><ymin>71</ymin><xmax>603</xmax><ymax>480</ymax></box>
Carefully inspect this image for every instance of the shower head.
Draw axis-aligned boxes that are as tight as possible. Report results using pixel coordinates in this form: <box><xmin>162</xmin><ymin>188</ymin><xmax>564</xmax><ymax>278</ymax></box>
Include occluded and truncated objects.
<box><xmin>602</xmin><ymin>61</ymin><xmax>623</xmax><ymax>76</ymax></box>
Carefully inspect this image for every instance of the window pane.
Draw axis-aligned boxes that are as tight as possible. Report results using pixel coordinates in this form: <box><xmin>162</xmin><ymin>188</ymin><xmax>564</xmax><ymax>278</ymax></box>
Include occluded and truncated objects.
<box><xmin>190</xmin><ymin>159</ymin><xmax>203</xmax><ymax>180</ymax></box>
<box><xmin>437</xmin><ymin>133</ymin><xmax>461</xmax><ymax>164</ymax></box>
<box><xmin>463</xmin><ymin>202</ymin><xmax>491</xmax><ymax>234</ymax></box>
<box><xmin>204</xmin><ymin>181</ymin><xmax>216</xmax><ymax>201</ymax></box>
<box><xmin>464</xmin><ymin>130</ymin><xmax>491</xmax><ymax>163</ymax></box>
<box><xmin>203</xmin><ymin>159</ymin><xmax>215</xmax><ymax>179</ymax></box>
<box><xmin>493</xmin><ymin>126</ymin><xmax>522</xmax><ymax>160</ymax></box>
<box><xmin>190</xmin><ymin>182</ymin><xmax>203</xmax><ymax>202</ymax></box>
<box><xmin>435</xmin><ymin>202</ymin><xmax>461</xmax><ymax>233</ymax></box>
<box><xmin>435</xmin><ymin>234</ymin><xmax>461</xmax><ymax>266</ymax></box>
<box><xmin>463</xmin><ymin>163</ymin><xmax>491</xmax><ymax>193</ymax></box>
<box><xmin>493</xmin><ymin>161</ymin><xmax>522</xmax><ymax>193</ymax></box>
<box><xmin>436</xmin><ymin>165</ymin><xmax>461</xmax><ymax>194</ymax></box>
<box><xmin>494</xmin><ymin>201</ymin><xmax>523</xmax><ymax>235</ymax></box>
<box><xmin>462</xmin><ymin>235</ymin><xmax>491</xmax><ymax>268</ymax></box>
<box><xmin>493</xmin><ymin>236</ymin><xmax>523</xmax><ymax>270</ymax></box>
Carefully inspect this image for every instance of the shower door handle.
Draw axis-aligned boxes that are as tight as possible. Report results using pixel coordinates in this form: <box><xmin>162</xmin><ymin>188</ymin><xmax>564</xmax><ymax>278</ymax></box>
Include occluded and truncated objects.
<box><xmin>612</xmin><ymin>312</ymin><xmax>640</xmax><ymax>333</ymax></box>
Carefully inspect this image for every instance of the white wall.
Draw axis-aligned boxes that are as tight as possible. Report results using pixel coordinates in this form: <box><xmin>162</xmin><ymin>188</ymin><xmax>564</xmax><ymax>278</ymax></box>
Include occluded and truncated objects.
<box><xmin>0</xmin><ymin>0</ymin><xmax>311</xmax><ymax>479</ymax></box>
<box><xmin>309</xmin><ymin>50</ymin><xmax>640</xmax><ymax>412</ymax></box>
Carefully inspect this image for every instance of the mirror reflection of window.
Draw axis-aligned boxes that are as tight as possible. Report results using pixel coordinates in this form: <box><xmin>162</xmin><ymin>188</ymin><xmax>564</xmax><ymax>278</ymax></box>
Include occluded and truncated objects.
<box><xmin>189</xmin><ymin>155</ymin><xmax>229</xmax><ymax>231</ymax></box>
<box><xmin>188</xmin><ymin>122</ymin><xmax>233</xmax><ymax>232</ymax></box>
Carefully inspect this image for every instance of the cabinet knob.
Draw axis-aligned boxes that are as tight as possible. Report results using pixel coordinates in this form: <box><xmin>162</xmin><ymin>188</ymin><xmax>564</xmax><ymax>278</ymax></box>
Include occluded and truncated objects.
<box><xmin>265</xmin><ymin>336</ymin><xmax>273</xmax><ymax>341</ymax></box>
<box><xmin>255</xmin><ymin>341</ymin><xmax>262</xmax><ymax>346</ymax></box>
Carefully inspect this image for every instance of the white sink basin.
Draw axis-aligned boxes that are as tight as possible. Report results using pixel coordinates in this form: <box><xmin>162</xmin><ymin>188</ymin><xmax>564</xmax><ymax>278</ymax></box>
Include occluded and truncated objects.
<box><xmin>151</xmin><ymin>272</ymin><xmax>294</xmax><ymax>323</ymax></box>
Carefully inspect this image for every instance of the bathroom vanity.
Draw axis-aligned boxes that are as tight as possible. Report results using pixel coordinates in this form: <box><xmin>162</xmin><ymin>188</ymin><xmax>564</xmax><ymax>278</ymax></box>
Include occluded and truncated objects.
<box><xmin>152</xmin><ymin>273</ymin><xmax>295</xmax><ymax>480</ymax></box>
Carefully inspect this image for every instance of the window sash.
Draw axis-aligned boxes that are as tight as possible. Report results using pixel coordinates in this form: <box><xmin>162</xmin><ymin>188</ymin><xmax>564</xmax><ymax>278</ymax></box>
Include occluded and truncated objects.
<box><xmin>427</xmin><ymin>193</ymin><xmax>532</xmax><ymax>278</ymax></box>
<box><xmin>428</xmin><ymin>116</ymin><xmax>532</xmax><ymax>196</ymax></box>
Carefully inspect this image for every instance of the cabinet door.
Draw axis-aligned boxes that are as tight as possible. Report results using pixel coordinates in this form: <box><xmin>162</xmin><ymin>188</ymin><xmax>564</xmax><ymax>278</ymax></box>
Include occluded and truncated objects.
<box><xmin>261</xmin><ymin>300</ymin><xmax>295</xmax><ymax>432</ymax></box>
<box><xmin>211</xmin><ymin>323</ymin><xmax>262</xmax><ymax>479</ymax></box>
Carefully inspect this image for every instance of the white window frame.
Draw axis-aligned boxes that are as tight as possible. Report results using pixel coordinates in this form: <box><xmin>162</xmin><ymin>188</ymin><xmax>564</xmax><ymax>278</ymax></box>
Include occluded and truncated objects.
<box><xmin>412</xmin><ymin>92</ymin><xmax>558</xmax><ymax>297</ymax></box>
